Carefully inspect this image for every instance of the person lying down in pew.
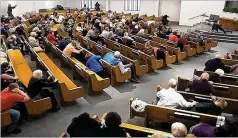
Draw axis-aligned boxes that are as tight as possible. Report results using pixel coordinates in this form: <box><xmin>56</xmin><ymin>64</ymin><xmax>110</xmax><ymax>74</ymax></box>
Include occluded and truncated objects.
<box><xmin>156</xmin><ymin>78</ymin><xmax>227</xmax><ymax>115</ymax></box>
<box><xmin>103</xmin><ymin>51</ymin><xmax>141</xmax><ymax>83</ymax></box>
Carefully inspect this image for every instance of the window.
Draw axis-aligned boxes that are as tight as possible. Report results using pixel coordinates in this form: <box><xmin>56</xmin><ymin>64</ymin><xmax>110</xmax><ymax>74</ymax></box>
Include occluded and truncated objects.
<box><xmin>124</xmin><ymin>0</ymin><xmax>141</xmax><ymax>11</ymax></box>
<box><xmin>81</xmin><ymin>0</ymin><xmax>93</xmax><ymax>9</ymax></box>
<box><xmin>224</xmin><ymin>1</ymin><xmax>238</xmax><ymax>8</ymax></box>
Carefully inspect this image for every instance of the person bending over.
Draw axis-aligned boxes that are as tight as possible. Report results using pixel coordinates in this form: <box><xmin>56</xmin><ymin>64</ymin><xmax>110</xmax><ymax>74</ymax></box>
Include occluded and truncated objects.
<box><xmin>27</xmin><ymin>70</ymin><xmax>60</xmax><ymax>112</ymax></box>
<box><xmin>86</xmin><ymin>55</ymin><xmax>105</xmax><ymax>78</ymax></box>
<box><xmin>156</xmin><ymin>78</ymin><xmax>197</xmax><ymax>109</ymax></box>
<box><xmin>63</xmin><ymin>40</ymin><xmax>86</xmax><ymax>63</ymax></box>
<box><xmin>103</xmin><ymin>51</ymin><xmax>140</xmax><ymax>83</ymax></box>
<box><xmin>204</xmin><ymin>54</ymin><xmax>230</xmax><ymax>73</ymax></box>
<box><xmin>212</xmin><ymin>23</ymin><xmax>232</xmax><ymax>34</ymax></box>
<box><xmin>1</xmin><ymin>83</ymin><xmax>30</xmax><ymax>134</ymax></box>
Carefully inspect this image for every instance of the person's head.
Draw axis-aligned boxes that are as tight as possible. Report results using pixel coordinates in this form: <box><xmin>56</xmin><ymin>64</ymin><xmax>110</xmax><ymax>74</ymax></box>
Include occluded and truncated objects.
<box><xmin>215</xmin><ymin>54</ymin><xmax>222</xmax><ymax>59</ymax></box>
<box><xmin>124</xmin><ymin>32</ymin><xmax>129</xmax><ymax>36</ymax></box>
<box><xmin>105</xmin><ymin>112</ymin><xmax>122</xmax><ymax>128</ymax></box>
<box><xmin>214</xmin><ymin>98</ymin><xmax>228</xmax><ymax>109</ymax></box>
<box><xmin>145</xmin><ymin>41</ymin><xmax>151</xmax><ymax>48</ymax></box>
<box><xmin>11</xmin><ymin>34</ymin><xmax>17</xmax><ymax>40</ymax></box>
<box><xmin>8</xmin><ymin>4</ymin><xmax>11</xmax><ymax>7</ymax></box>
<box><xmin>171</xmin><ymin>122</ymin><xmax>187</xmax><ymax>137</ymax></box>
<box><xmin>8</xmin><ymin>83</ymin><xmax>19</xmax><ymax>92</ymax></box>
<box><xmin>138</xmin><ymin>29</ymin><xmax>144</xmax><ymax>34</ymax></box>
<box><xmin>135</xmin><ymin>25</ymin><xmax>139</xmax><ymax>29</ymax></box>
<box><xmin>105</xmin><ymin>27</ymin><xmax>109</xmax><ymax>32</ymax></box>
<box><xmin>30</xmin><ymin>31</ymin><xmax>37</xmax><ymax>38</ymax></box>
<box><xmin>168</xmin><ymin>78</ymin><xmax>177</xmax><ymax>88</ymax></box>
<box><xmin>32</xmin><ymin>69</ymin><xmax>43</xmax><ymax>79</ymax></box>
<box><xmin>78</xmin><ymin>23</ymin><xmax>82</xmax><ymax>27</ymax></box>
<box><xmin>71</xmin><ymin>40</ymin><xmax>77</xmax><ymax>47</ymax></box>
<box><xmin>114</xmin><ymin>51</ymin><xmax>121</xmax><ymax>58</ymax></box>
<box><xmin>53</xmin><ymin>11</ymin><xmax>58</xmax><ymax>17</ymax></box>
<box><xmin>1</xmin><ymin>62</ymin><xmax>9</xmax><ymax>71</ymax></box>
<box><xmin>65</xmin><ymin>37</ymin><xmax>72</xmax><ymax>43</ymax></box>
<box><xmin>200</xmin><ymin>72</ymin><xmax>209</xmax><ymax>80</ymax></box>
<box><xmin>215</xmin><ymin>69</ymin><xmax>224</xmax><ymax>76</ymax></box>
<box><xmin>173</xmin><ymin>31</ymin><xmax>177</xmax><ymax>35</ymax></box>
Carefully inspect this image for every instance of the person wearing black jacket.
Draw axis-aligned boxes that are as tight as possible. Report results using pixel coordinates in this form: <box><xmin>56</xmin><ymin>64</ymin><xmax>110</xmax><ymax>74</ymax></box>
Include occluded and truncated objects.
<box><xmin>204</xmin><ymin>54</ymin><xmax>231</xmax><ymax>73</ymax></box>
<box><xmin>191</xmin><ymin>95</ymin><xmax>227</xmax><ymax>116</ymax></box>
<box><xmin>67</xmin><ymin>112</ymin><xmax>102</xmax><ymax>137</ymax></box>
<box><xmin>27</xmin><ymin>70</ymin><xmax>60</xmax><ymax>112</ymax></box>
<box><xmin>101</xmin><ymin>112</ymin><xmax>130</xmax><ymax>137</ymax></box>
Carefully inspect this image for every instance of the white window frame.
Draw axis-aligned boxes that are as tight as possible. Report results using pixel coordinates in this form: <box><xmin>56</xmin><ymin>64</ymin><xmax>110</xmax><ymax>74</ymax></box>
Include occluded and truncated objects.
<box><xmin>124</xmin><ymin>0</ymin><xmax>141</xmax><ymax>11</ymax></box>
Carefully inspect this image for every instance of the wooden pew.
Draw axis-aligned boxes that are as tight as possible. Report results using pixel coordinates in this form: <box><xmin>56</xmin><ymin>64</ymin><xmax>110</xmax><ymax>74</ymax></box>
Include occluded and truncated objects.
<box><xmin>105</xmin><ymin>38</ymin><xmax>164</xmax><ymax>70</ymax></box>
<box><xmin>129</xmin><ymin>98</ymin><xmax>217</xmax><ymax>128</ymax></box>
<box><xmin>1</xmin><ymin>112</ymin><xmax>11</xmax><ymax>128</ymax></box>
<box><xmin>156</xmin><ymin>85</ymin><xmax>238</xmax><ymax>115</ymax></box>
<box><xmin>77</xmin><ymin>36</ymin><xmax>132</xmax><ymax>86</ymax></box>
<box><xmin>43</xmin><ymin>37</ymin><xmax>110</xmax><ymax>95</ymax></box>
<box><xmin>194</xmin><ymin>69</ymin><xmax>238</xmax><ymax>85</ymax></box>
<box><xmin>152</xmin><ymin>37</ymin><xmax>187</xmax><ymax>61</ymax></box>
<box><xmin>87</xmin><ymin>39</ymin><xmax>149</xmax><ymax>77</ymax></box>
<box><xmin>177</xmin><ymin>77</ymin><xmax>238</xmax><ymax>99</ymax></box>
<box><xmin>221</xmin><ymin>58</ymin><xmax>238</xmax><ymax>66</ymax></box>
<box><xmin>8</xmin><ymin>49</ymin><xmax>53</xmax><ymax>115</ymax></box>
<box><xmin>132</xmin><ymin>34</ymin><xmax>177</xmax><ymax>64</ymax></box>
<box><xmin>22</xmin><ymin>38</ymin><xmax>85</xmax><ymax>103</ymax></box>
<box><xmin>100</xmin><ymin>113</ymin><xmax>173</xmax><ymax>137</ymax></box>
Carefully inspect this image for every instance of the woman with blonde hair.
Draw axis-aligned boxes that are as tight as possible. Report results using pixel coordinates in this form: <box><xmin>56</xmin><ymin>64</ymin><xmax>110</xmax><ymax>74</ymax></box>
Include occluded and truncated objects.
<box><xmin>27</xmin><ymin>69</ymin><xmax>60</xmax><ymax>112</ymax></box>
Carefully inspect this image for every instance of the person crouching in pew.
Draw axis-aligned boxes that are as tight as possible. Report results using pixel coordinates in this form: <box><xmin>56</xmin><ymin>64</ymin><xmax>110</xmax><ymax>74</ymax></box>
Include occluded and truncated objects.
<box><xmin>1</xmin><ymin>62</ymin><xmax>18</xmax><ymax>90</ymax></box>
<box><xmin>58</xmin><ymin>36</ymin><xmax>71</xmax><ymax>51</ymax></box>
<box><xmin>103</xmin><ymin>51</ymin><xmax>141</xmax><ymax>83</ymax></box>
<box><xmin>86</xmin><ymin>54</ymin><xmax>106</xmax><ymax>78</ymax></box>
<box><xmin>27</xmin><ymin>70</ymin><xmax>60</xmax><ymax>112</ymax></box>
<box><xmin>67</xmin><ymin>112</ymin><xmax>131</xmax><ymax>137</ymax></box>
<box><xmin>189</xmin><ymin>116</ymin><xmax>238</xmax><ymax>137</ymax></box>
<box><xmin>143</xmin><ymin>41</ymin><xmax>166</xmax><ymax>61</ymax></box>
<box><xmin>156</xmin><ymin>78</ymin><xmax>197</xmax><ymax>109</ymax></box>
<box><xmin>63</xmin><ymin>40</ymin><xmax>87</xmax><ymax>63</ymax></box>
<box><xmin>1</xmin><ymin>83</ymin><xmax>30</xmax><ymax>135</ymax></box>
<box><xmin>204</xmin><ymin>54</ymin><xmax>231</xmax><ymax>73</ymax></box>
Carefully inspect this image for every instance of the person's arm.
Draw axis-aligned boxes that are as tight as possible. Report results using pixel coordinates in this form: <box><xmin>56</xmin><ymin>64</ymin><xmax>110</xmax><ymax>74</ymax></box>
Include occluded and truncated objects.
<box><xmin>13</xmin><ymin>89</ymin><xmax>30</xmax><ymax>102</ymax></box>
<box><xmin>1</xmin><ymin>74</ymin><xmax>18</xmax><ymax>80</ymax></box>
<box><xmin>17</xmin><ymin>89</ymin><xmax>30</xmax><ymax>101</ymax></box>
<box><xmin>40</xmin><ymin>79</ymin><xmax>58</xmax><ymax>87</ymax></box>
<box><xmin>12</xmin><ymin>5</ymin><xmax>17</xmax><ymax>9</ymax></box>
<box><xmin>178</xmin><ymin>96</ymin><xmax>197</xmax><ymax>108</ymax></box>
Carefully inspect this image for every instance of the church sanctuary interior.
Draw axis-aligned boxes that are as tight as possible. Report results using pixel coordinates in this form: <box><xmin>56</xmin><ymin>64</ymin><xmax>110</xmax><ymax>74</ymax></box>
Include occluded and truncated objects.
<box><xmin>1</xmin><ymin>0</ymin><xmax>238</xmax><ymax>137</ymax></box>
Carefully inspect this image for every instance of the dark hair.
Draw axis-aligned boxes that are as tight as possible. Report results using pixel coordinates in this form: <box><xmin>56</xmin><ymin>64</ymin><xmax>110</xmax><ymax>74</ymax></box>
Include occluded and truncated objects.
<box><xmin>8</xmin><ymin>83</ymin><xmax>19</xmax><ymax>90</ymax></box>
<box><xmin>105</xmin><ymin>112</ymin><xmax>122</xmax><ymax>128</ymax></box>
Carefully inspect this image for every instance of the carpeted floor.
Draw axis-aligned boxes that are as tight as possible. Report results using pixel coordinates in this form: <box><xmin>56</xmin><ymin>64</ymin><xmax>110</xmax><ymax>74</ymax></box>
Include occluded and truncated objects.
<box><xmin>4</xmin><ymin>27</ymin><xmax>238</xmax><ymax>137</ymax></box>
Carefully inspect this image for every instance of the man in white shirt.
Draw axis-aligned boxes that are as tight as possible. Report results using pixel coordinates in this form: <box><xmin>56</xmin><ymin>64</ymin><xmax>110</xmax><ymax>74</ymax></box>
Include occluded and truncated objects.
<box><xmin>156</xmin><ymin>78</ymin><xmax>197</xmax><ymax>108</ymax></box>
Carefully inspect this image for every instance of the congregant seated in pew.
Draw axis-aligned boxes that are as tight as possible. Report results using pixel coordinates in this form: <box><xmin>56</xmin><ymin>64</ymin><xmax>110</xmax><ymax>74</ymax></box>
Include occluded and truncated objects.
<box><xmin>188</xmin><ymin>72</ymin><xmax>215</xmax><ymax>95</ymax></box>
<box><xmin>28</xmin><ymin>32</ymin><xmax>40</xmax><ymax>47</ymax></box>
<box><xmin>1</xmin><ymin>83</ymin><xmax>30</xmax><ymax>135</ymax></box>
<box><xmin>156</xmin><ymin>78</ymin><xmax>197</xmax><ymax>108</ymax></box>
<box><xmin>67</xmin><ymin>112</ymin><xmax>130</xmax><ymax>137</ymax></box>
<box><xmin>27</xmin><ymin>70</ymin><xmax>60</xmax><ymax>112</ymax></box>
<box><xmin>47</xmin><ymin>30</ymin><xmax>57</xmax><ymax>45</ymax></box>
<box><xmin>103</xmin><ymin>51</ymin><xmax>140</xmax><ymax>83</ymax></box>
<box><xmin>142</xmin><ymin>41</ymin><xmax>166</xmax><ymax>61</ymax></box>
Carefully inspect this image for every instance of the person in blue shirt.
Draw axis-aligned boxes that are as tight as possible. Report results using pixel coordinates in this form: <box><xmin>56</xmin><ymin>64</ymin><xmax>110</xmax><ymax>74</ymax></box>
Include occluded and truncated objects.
<box><xmin>86</xmin><ymin>55</ymin><xmax>105</xmax><ymax>78</ymax></box>
<box><xmin>1</xmin><ymin>24</ymin><xmax>8</xmax><ymax>36</ymax></box>
<box><xmin>103</xmin><ymin>51</ymin><xmax>140</xmax><ymax>83</ymax></box>
<box><xmin>58</xmin><ymin>37</ymin><xmax>71</xmax><ymax>51</ymax></box>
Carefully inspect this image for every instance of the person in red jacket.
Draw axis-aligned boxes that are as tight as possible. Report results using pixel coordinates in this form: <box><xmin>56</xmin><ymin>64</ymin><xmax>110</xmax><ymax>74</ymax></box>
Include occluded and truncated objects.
<box><xmin>47</xmin><ymin>31</ymin><xmax>57</xmax><ymax>45</ymax></box>
<box><xmin>1</xmin><ymin>83</ymin><xmax>30</xmax><ymax>134</ymax></box>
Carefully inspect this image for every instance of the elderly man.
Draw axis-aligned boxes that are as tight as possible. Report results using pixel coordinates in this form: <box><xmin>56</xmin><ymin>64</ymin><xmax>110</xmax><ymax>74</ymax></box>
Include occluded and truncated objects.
<box><xmin>156</xmin><ymin>78</ymin><xmax>197</xmax><ymax>108</ymax></box>
<box><xmin>28</xmin><ymin>32</ymin><xmax>40</xmax><ymax>47</ymax></box>
<box><xmin>190</xmin><ymin>73</ymin><xmax>215</xmax><ymax>95</ymax></box>
<box><xmin>7</xmin><ymin>34</ymin><xmax>23</xmax><ymax>53</ymax></box>
<box><xmin>103</xmin><ymin>51</ymin><xmax>140</xmax><ymax>83</ymax></box>
<box><xmin>204</xmin><ymin>54</ymin><xmax>230</xmax><ymax>73</ymax></box>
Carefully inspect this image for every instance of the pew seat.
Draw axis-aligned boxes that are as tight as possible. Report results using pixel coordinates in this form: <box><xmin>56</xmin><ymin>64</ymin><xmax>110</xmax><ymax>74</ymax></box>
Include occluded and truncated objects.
<box><xmin>22</xmin><ymin>39</ymin><xmax>85</xmax><ymax>103</ymax></box>
<box><xmin>8</xmin><ymin>49</ymin><xmax>52</xmax><ymax>115</ymax></box>
<box><xmin>1</xmin><ymin>112</ymin><xmax>11</xmax><ymax>127</ymax></box>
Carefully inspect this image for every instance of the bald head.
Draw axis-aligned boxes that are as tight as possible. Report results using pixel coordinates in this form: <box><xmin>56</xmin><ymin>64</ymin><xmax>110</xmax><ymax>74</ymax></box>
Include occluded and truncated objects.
<box><xmin>201</xmin><ymin>73</ymin><xmax>209</xmax><ymax>80</ymax></box>
<box><xmin>215</xmin><ymin>54</ymin><xmax>222</xmax><ymax>59</ymax></box>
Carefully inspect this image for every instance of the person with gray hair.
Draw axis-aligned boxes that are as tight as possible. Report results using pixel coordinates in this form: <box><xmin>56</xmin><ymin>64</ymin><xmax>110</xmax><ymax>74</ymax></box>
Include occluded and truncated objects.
<box><xmin>27</xmin><ymin>70</ymin><xmax>60</xmax><ymax>112</ymax></box>
<box><xmin>156</xmin><ymin>78</ymin><xmax>197</xmax><ymax>108</ymax></box>
<box><xmin>28</xmin><ymin>32</ymin><xmax>40</xmax><ymax>47</ymax></box>
<box><xmin>189</xmin><ymin>72</ymin><xmax>215</xmax><ymax>95</ymax></box>
<box><xmin>171</xmin><ymin>122</ymin><xmax>188</xmax><ymax>137</ymax></box>
<box><xmin>204</xmin><ymin>54</ymin><xmax>230</xmax><ymax>73</ymax></box>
